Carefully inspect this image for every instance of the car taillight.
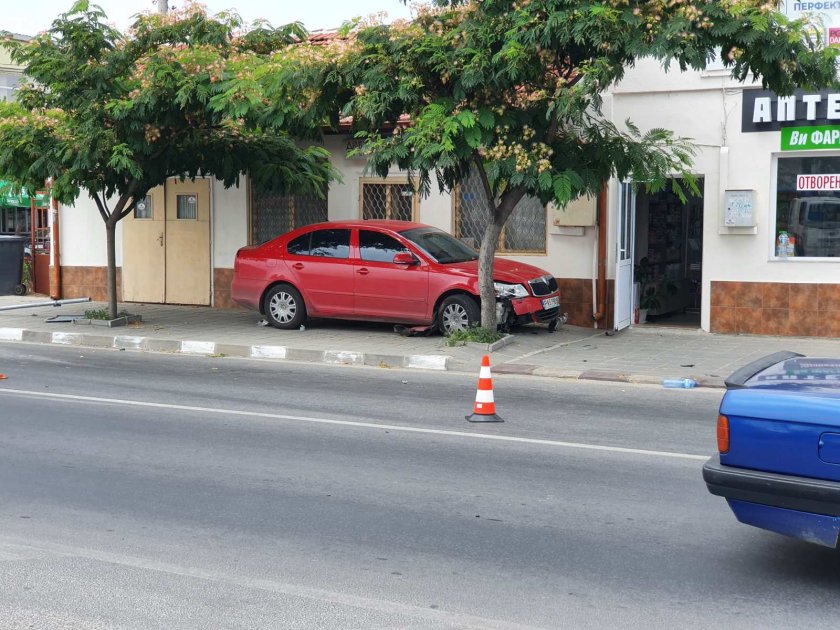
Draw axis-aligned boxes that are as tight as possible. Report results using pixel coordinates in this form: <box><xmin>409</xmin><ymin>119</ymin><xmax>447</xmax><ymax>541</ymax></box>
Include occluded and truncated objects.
<box><xmin>717</xmin><ymin>414</ymin><xmax>730</xmax><ymax>454</ymax></box>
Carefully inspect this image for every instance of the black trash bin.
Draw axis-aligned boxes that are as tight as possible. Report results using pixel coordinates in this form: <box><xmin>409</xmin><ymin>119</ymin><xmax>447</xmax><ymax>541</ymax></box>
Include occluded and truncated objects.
<box><xmin>0</xmin><ymin>235</ymin><xmax>28</xmax><ymax>296</ymax></box>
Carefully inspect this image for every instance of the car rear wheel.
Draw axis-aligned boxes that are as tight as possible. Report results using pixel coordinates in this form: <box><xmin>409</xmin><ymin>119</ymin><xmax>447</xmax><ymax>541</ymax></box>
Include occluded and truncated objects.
<box><xmin>264</xmin><ymin>284</ymin><xmax>306</xmax><ymax>330</ymax></box>
<box><xmin>438</xmin><ymin>294</ymin><xmax>480</xmax><ymax>336</ymax></box>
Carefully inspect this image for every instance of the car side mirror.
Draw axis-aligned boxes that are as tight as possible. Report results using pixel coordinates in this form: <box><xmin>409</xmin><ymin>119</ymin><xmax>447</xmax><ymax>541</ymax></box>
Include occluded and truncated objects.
<box><xmin>393</xmin><ymin>252</ymin><xmax>418</xmax><ymax>265</ymax></box>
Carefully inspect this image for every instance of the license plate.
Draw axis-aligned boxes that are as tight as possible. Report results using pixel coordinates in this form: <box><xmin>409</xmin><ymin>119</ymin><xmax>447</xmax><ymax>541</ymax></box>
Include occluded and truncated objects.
<box><xmin>541</xmin><ymin>296</ymin><xmax>560</xmax><ymax>309</ymax></box>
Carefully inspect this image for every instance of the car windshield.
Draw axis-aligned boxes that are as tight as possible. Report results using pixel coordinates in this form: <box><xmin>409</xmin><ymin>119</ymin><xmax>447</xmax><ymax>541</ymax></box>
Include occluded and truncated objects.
<box><xmin>400</xmin><ymin>227</ymin><xmax>478</xmax><ymax>264</ymax></box>
<box><xmin>805</xmin><ymin>202</ymin><xmax>840</xmax><ymax>227</ymax></box>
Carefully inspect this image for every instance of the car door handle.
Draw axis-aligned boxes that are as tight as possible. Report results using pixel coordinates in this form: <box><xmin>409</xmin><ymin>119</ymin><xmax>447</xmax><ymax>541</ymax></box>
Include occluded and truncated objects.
<box><xmin>357</xmin><ymin>268</ymin><xmax>369</xmax><ymax>275</ymax></box>
<box><xmin>292</xmin><ymin>263</ymin><xmax>304</xmax><ymax>270</ymax></box>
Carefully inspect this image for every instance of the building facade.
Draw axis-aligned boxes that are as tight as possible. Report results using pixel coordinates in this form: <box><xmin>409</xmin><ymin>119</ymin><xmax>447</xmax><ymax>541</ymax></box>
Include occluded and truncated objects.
<box><xmin>55</xmin><ymin>58</ymin><xmax>840</xmax><ymax>338</ymax></box>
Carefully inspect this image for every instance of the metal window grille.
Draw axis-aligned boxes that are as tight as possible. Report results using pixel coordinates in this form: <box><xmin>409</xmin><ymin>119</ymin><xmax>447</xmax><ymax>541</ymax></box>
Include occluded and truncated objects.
<box><xmin>455</xmin><ymin>167</ymin><xmax>546</xmax><ymax>253</ymax></box>
<box><xmin>251</xmin><ymin>185</ymin><xmax>328</xmax><ymax>244</ymax></box>
<box><xmin>360</xmin><ymin>180</ymin><xmax>416</xmax><ymax>221</ymax></box>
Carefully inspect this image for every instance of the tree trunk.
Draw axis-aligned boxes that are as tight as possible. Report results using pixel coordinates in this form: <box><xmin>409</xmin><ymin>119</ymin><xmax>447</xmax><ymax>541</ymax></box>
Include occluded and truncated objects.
<box><xmin>476</xmin><ymin>188</ymin><xmax>527</xmax><ymax>330</ymax></box>
<box><xmin>156</xmin><ymin>0</ymin><xmax>169</xmax><ymax>14</ymax></box>
<box><xmin>478</xmin><ymin>219</ymin><xmax>503</xmax><ymax>329</ymax></box>
<box><xmin>105</xmin><ymin>218</ymin><xmax>119</xmax><ymax>319</ymax></box>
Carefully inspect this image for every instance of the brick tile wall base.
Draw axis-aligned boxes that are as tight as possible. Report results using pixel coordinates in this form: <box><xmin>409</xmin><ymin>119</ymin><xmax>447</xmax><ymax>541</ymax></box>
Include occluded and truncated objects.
<box><xmin>61</xmin><ymin>266</ymin><xmax>244</xmax><ymax>310</ymax></box>
<box><xmin>556</xmin><ymin>278</ymin><xmax>611</xmax><ymax>329</ymax></box>
<box><xmin>711</xmin><ymin>281</ymin><xmax>840</xmax><ymax>337</ymax></box>
<box><xmin>213</xmin><ymin>268</ymin><xmax>244</xmax><ymax>309</ymax></box>
<box><xmin>61</xmin><ymin>266</ymin><xmax>121</xmax><ymax>303</ymax></box>
<box><xmin>60</xmin><ymin>268</ymin><xmax>626</xmax><ymax>329</ymax></box>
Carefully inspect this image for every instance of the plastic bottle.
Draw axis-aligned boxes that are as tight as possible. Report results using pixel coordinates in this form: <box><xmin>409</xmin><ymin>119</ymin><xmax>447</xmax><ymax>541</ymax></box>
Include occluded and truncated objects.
<box><xmin>777</xmin><ymin>231</ymin><xmax>789</xmax><ymax>259</ymax></box>
<box><xmin>662</xmin><ymin>378</ymin><xmax>698</xmax><ymax>389</ymax></box>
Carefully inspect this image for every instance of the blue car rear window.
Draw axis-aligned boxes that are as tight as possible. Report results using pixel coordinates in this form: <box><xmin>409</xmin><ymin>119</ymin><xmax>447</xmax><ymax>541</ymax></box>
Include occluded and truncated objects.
<box><xmin>746</xmin><ymin>357</ymin><xmax>840</xmax><ymax>390</ymax></box>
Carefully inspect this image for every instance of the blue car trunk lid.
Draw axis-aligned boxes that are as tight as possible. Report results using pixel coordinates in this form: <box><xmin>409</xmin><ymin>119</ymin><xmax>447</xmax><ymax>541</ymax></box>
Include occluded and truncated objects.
<box><xmin>721</xmin><ymin>387</ymin><xmax>840</xmax><ymax>482</ymax></box>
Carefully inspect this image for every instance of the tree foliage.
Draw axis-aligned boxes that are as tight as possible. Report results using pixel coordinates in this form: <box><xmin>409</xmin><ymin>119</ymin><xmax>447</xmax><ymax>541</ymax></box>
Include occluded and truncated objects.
<box><xmin>0</xmin><ymin>1</ymin><xmax>338</xmax><ymax>316</ymax></box>
<box><xmin>339</xmin><ymin>0</ymin><xmax>840</xmax><ymax>328</ymax></box>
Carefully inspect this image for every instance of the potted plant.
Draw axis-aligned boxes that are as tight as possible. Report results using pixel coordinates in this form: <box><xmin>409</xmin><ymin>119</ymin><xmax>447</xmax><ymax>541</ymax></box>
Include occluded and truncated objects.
<box><xmin>634</xmin><ymin>258</ymin><xmax>678</xmax><ymax>323</ymax></box>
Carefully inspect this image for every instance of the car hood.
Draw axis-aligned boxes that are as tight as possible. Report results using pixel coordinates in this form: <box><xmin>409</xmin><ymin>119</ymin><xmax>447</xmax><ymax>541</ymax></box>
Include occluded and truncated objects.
<box><xmin>443</xmin><ymin>258</ymin><xmax>552</xmax><ymax>284</ymax></box>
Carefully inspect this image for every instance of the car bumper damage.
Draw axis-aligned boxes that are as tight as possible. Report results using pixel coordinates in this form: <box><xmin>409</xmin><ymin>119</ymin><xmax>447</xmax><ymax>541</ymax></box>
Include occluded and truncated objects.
<box><xmin>703</xmin><ymin>455</ymin><xmax>840</xmax><ymax>547</ymax></box>
<box><xmin>497</xmin><ymin>293</ymin><xmax>565</xmax><ymax>330</ymax></box>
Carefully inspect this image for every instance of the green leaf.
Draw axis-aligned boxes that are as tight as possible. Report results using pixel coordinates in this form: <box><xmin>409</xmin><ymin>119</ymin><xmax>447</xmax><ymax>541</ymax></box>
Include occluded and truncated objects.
<box><xmin>478</xmin><ymin>109</ymin><xmax>495</xmax><ymax>130</ymax></box>
<box><xmin>456</xmin><ymin>110</ymin><xmax>476</xmax><ymax>128</ymax></box>
<box><xmin>464</xmin><ymin>126</ymin><xmax>482</xmax><ymax>149</ymax></box>
<box><xmin>69</xmin><ymin>0</ymin><xmax>90</xmax><ymax>14</ymax></box>
<box><xmin>538</xmin><ymin>170</ymin><xmax>552</xmax><ymax>191</ymax></box>
<box><xmin>553</xmin><ymin>174</ymin><xmax>572</xmax><ymax>205</ymax></box>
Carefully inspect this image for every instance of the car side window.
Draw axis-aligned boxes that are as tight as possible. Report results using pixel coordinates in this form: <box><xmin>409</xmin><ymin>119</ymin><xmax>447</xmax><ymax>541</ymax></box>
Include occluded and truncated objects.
<box><xmin>309</xmin><ymin>229</ymin><xmax>350</xmax><ymax>259</ymax></box>
<box><xmin>359</xmin><ymin>230</ymin><xmax>409</xmax><ymax>263</ymax></box>
<box><xmin>287</xmin><ymin>233</ymin><xmax>310</xmax><ymax>256</ymax></box>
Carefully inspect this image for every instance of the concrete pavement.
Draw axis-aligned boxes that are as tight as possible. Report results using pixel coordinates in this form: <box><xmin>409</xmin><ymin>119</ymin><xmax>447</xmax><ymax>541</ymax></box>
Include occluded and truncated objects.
<box><xmin>2</xmin><ymin>294</ymin><xmax>839</xmax><ymax>387</ymax></box>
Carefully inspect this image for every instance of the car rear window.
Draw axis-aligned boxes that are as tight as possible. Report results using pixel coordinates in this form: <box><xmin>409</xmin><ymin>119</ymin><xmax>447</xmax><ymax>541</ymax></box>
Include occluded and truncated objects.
<box><xmin>287</xmin><ymin>229</ymin><xmax>350</xmax><ymax>259</ymax></box>
<box><xmin>746</xmin><ymin>357</ymin><xmax>840</xmax><ymax>389</ymax></box>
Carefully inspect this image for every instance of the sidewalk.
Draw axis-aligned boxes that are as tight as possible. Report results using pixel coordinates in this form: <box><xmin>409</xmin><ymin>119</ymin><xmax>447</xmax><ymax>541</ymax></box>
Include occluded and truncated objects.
<box><xmin>2</xmin><ymin>294</ymin><xmax>840</xmax><ymax>387</ymax></box>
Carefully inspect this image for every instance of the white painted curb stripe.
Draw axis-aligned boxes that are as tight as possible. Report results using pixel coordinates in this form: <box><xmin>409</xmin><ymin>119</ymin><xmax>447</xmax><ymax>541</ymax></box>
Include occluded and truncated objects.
<box><xmin>0</xmin><ymin>328</ymin><xmax>23</xmax><ymax>341</ymax></box>
<box><xmin>323</xmin><ymin>351</ymin><xmax>363</xmax><ymax>364</ymax></box>
<box><xmin>180</xmin><ymin>340</ymin><xmax>216</xmax><ymax>355</ymax></box>
<box><xmin>113</xmin><ymin>336</ymin><xmax>146</xmax><ymax>349</ymax></box>
<box><xmin>51</xmin><ymin>332</ymin><xmax>82</xmax><ymax>345</ymax></box>
<box><xmin>250</xmin><ymin>345</ymin><xmax>288</xmax><ymax>359</ymax></box>
<box><xmin>0</xmin><ymin>388</ymin><xmax>709</xmax><ymax>462</ymax></box>
<box><xmin>405</xmin><ymin>355</ymin><xmax>448</xmax><ymax>370</ymax></box>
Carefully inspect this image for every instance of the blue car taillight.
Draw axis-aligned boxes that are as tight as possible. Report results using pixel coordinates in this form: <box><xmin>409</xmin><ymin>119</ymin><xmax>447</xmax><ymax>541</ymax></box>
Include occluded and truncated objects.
<box><xmin>717</xmin><ymin>414</ymin><xmax>730</xmax><ymax>454</ymax></box>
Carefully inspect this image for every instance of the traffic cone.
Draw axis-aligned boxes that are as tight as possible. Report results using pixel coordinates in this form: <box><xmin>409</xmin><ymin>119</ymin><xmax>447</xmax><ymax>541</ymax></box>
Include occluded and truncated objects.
<box><xmin>466</xmin><ymin>355</ymin><xmax>503</xmax><ymax>423</ymax></box>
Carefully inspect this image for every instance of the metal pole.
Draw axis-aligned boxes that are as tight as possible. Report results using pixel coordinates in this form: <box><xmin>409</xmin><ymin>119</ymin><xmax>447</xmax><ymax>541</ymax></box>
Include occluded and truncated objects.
<box><xmin>0</xmin><ymin>297</ymin><xmax>91</xmax><ymax>312</ymax></box>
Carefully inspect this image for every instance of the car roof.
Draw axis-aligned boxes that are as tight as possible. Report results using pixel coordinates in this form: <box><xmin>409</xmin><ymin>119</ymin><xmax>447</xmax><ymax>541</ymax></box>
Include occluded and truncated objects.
<box><xmin>300</xmin><ymin>220</ymin><xmax>430</xmax><ymax>232</ymax></box>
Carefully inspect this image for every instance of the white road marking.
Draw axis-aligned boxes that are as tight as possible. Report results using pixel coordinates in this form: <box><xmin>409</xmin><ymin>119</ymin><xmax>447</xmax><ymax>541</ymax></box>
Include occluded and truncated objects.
<box><xmin>0</xmin><ymin>387</ymin><xmax>708</xmax><ymax>462</ymax></box>
<box><xmin>0</xmin><ymin>535</ymin><xmax>544</xmax><ymax>630</ymax></box>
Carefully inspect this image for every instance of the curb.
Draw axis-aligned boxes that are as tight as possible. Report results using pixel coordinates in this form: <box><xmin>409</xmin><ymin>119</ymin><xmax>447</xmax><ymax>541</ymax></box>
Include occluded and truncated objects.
<box><xmin>0</xmin><ymin>327</ymin><xmax>452</xmax><ymax>372</ymax></box>
<box><xmin>0</xmin><ymin>326</ymin><xmax>726</xmax><ymax>388</ymax></box>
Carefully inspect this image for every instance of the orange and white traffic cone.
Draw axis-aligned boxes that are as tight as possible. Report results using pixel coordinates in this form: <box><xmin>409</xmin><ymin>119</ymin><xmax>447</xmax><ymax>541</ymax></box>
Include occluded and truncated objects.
<box><xmin>466</xmin><ymin>355</ymin><xmax>503</xmax><ymax>423</ymax></box>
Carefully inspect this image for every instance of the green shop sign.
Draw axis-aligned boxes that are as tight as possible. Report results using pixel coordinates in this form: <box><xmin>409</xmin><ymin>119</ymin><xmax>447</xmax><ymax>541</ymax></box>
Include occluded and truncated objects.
<box><xmin>781</xmin><ymin>125</ymin><xmax>840</xmax><ymax>150</ymax></box>
<box><xmin>0</xmin><ymin>181</ymin><xmax>49</xmax><ymax>207</ymax></box>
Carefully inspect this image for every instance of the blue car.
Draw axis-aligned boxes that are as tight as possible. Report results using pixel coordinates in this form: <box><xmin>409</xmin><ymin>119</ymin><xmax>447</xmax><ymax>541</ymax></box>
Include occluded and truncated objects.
<box><xmin>703</xmin><ymin>351</ymin><xmax>840</xmax><ymax>547</ymax></box>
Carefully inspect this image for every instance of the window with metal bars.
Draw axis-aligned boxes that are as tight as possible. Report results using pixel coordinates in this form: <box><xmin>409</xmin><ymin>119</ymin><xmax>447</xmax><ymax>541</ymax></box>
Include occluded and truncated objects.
<box><xmin>360</xmin><ymin>179</ymin><xmax>417</xmax><ymax>221</ymax></box>
<box><xmin>454</xmin><ymin>168</ymin><xmax>546</xmax><ymax>253</ymax></box>
<box><xmin>250</xmin><ymin>184</ymin><xmax>328</xmax><ymax>244</ymax></box>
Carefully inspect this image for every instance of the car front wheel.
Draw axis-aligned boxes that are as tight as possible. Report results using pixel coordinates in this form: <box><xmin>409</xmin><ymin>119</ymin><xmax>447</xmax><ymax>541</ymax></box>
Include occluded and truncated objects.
<box><xmin>438</xmin><ymin>294</ymin><xmax>480</xmax><ymax>336</ymax></box>
<box><xmin>263</xmin><ymin>284</ymin><xmax>306</xmax><ymax>330</ymax></box>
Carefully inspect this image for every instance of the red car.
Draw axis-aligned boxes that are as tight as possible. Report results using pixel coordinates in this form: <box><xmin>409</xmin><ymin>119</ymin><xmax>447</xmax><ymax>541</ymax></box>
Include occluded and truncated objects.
<box><xmin>231</xmin><ymin>220</ymin><xmax>562</xmax><ymax>335</ymax></box>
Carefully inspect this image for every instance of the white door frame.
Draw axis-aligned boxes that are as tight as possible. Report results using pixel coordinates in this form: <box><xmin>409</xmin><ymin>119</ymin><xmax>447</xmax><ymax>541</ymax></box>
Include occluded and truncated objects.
<box><xmin>614</xmin><ymin>182</ymin><xmax>636</xmax><ymax>331</ymax></box>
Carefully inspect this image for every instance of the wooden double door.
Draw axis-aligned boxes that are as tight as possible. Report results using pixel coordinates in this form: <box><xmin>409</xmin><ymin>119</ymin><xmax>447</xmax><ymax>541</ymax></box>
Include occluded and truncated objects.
<box><xmin>122</xmin><ymin>179</ymin><xmax>211</xmax><ymax>305</ymax></box>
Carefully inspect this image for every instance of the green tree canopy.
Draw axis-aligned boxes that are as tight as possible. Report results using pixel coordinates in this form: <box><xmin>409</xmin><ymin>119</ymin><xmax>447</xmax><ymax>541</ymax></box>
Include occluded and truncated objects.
<box><xmin>339</xmin><ymin>0</ymin><xmax>840</xmax><ymax>328</ymax></box>
<box><xmin>0</xmin><ymin>1</ymin><xmax>338</xmax><ymax>317</ymax></box>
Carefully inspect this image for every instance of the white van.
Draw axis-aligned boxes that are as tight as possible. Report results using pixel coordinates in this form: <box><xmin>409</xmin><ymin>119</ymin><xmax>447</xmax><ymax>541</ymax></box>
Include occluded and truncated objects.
<box><xmin>788</xmin><ymin>197</ymin><xmax>840</xmax><ymax>257</ymax></box>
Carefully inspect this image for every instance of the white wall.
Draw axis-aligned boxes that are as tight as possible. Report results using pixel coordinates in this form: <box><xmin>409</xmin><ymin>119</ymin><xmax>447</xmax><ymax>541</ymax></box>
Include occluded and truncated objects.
<box><xmin>212</xmin><ymin>176</ymin><xmax>248</xmax><ymax>268</ymax></box>
<box><xmin>59</xmin><ymin>193</ymin><xmax>118</xmax><ymax>267</ymax></box>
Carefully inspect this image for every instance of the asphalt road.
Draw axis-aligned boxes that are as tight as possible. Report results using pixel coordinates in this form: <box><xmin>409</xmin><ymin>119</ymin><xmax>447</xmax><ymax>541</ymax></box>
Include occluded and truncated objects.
<box><xmin>0</xmin><ymin>342</ymin><xmax>838</xmax><ymax>629</ymax></box>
